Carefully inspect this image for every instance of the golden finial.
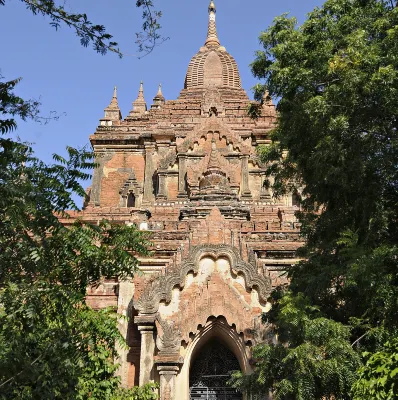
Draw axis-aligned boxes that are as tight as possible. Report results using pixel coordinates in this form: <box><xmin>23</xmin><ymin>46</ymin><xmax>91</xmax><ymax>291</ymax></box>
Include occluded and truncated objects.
<box><xmin>205</xmin><ymin>0</ymin><xmax>220</xmax><ymax>48</ymax></box>
<box><xmin>209</xmin><ymin>0</ymin><xmax>216</xmax><ymax>12</ymax></box>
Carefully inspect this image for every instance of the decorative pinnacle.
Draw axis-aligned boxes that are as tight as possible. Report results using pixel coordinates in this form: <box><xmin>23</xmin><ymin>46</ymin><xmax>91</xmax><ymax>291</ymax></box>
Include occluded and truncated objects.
<box><xmin>137</xmin><ymin>81</ymin><xmax>145</xmax><ymax>100</ymax></box>
<box><xmin>209</xmin><ymin>0</ymin><xmax>216</xmax><ymax>12</ymax></box>
<box><xmin>104</xmin><ymin>85</ymin><xmax>122</xmax><ymax>120</ymax></box>
<box><xmin>262</xmin><ymin>90</ymin><xmax>273</xmax><ymax>106</ymax></box>
<box><xmin>152</xmin><ymin>83</ymin><xmax>165</xmax><ymax>107</ymax></box>
<box><xmin>205</xmin><ymin>0</ymin><xmax>220</xmax><ymax>48</ymax></box>
<box><xmin>131</xmin><ymin>80</ymin><xmax>147</xmax><ymax>114</ymax></box>
<box><xmin>107</xmin><ymin>86</ymin><xmax>119</xmax><ymax>109</ymax></box>
<box><xmin>156</xmin><ymin>83</ymin><xmax>163</xmax><ymax>97</ymax></box>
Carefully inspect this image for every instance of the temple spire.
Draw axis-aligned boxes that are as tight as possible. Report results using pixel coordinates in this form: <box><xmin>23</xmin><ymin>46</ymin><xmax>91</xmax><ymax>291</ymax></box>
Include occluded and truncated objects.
<box><xmin>151</xmin><ymin>83</ymin><xmax>165</xmax><ymax>109</ymax></box>
<box><xmin>137</xmin><ymin>81</ymin><xmax>145</xmax><ymax>101</ymax></box>
<box><xmin>130</xmin><ymin>81</ymin><xmax>147</xmax><ymax>115</ymax></box>
<box><xmin>103</xmin><ymin>86</ymin><xmax>122</xmax><ymax>121</ymax></box>
<box><xmin>156</xmin><ymin>83</ymin><xmax>163</xmax><ymax>98</ymax></box>
<box><xmin>107</xmin><ymin>86</ymin><xmax>119</xmax><ymax>109</ymax></box>
<box><xmin>205</xmin><ymin>0</ymin><xmax>220</xmax><ymax>48</ymax></box>
<box><xmin>263</xmin><ymin>90</ymin><xmax>273</xmax><ymax>106</ymax></box>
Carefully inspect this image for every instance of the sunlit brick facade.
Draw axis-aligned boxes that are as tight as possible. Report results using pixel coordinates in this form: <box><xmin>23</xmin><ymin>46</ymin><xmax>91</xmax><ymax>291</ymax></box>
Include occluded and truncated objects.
<box><xmin>66</xmin><ymin>2</ymin><xmax>304</xmax><ymax>398</ymax></box>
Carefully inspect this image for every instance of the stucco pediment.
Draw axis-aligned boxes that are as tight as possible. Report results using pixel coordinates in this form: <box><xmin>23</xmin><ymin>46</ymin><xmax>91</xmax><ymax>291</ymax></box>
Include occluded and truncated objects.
<box><xmin>176</xmin><ymin>120</ymin><xmax>251</xmax><ymax>155</ymax></box>
<box><xmin>134</xmin><ymin>244</ymin><xmax>272</xmax><ymax>316</ymax></box>
<box><xmin>186</xmin><ymin>146</ymin><xmax>239</xmax><ymax>189</ymax></box>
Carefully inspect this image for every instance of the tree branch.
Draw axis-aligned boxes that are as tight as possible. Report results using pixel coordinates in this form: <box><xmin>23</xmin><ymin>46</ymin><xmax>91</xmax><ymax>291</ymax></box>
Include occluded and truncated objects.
<box><xmin>0</xmin><ymin>352</ymin><xmax>45</xmax><ymax>388</ymax></box>
<box><xmin>135</xmin><ymin>0</ymin><xmax>169</xmax><ymax>57</ymax></box>
<box><xmin>22</xmin><ymin>0</ymin><xmax>121</xmax><ymax>56</ymax></box>
<box><xmin>351</xmin><ymin>331</ymin><xmax>370</xmax><ymax>348</ymax></box>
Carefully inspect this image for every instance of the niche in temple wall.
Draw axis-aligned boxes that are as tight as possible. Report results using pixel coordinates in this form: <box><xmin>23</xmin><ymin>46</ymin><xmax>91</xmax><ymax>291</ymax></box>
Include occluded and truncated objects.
<box><xmin>249</xmin><ymin>174</ymin><xmax>263</xmax><ymax>200</ymax></box>
<box><xmin>165</xmin><ymin>174</ymin><xmax>179</xmax><ymax>200</ymax></box>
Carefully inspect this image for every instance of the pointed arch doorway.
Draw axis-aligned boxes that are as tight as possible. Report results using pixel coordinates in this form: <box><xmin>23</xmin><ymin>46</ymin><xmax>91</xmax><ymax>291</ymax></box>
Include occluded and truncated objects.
<box><xmin>189</xmin><ymin>339</ymin><xmax>243</xmax><ymax>400</ymax></box>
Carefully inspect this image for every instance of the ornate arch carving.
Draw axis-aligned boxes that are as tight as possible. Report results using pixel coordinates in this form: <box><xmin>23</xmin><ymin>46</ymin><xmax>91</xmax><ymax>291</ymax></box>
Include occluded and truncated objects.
<box><xmin>134</xmin><ymin>244</ymin><xmax>272</xmax><ymax>314</ymax></box>
<box><xmin>186</xmin><ymin>148</ymin><xmax>239</xmax><ymax>191</ymax></box>
<box><xmin>177</xmin><ymin>120</ymin><xmax>251</xmax><ymax>155</ymax></box>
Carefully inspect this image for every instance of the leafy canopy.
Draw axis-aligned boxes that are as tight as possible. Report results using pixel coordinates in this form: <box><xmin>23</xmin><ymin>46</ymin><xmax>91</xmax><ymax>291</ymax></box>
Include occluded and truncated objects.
<box><xmin>0</xmin><ymin>59</ymin><xmax>154</xmax><ymax>400</ymax></box>
<box><xmin>235</xmin><ymin>0</ymin><xmax>398</xmax><ymax>398</ymax></box>
<box><xmin>0</xmin><ymin>0</ymin><xmax>166</xmax><ymax>56</ymax></box>
<box><xmin>0</xmin><ymin>1</ymin><xmax>167</xmax><ymax>398</ymax></box>
<box><xmin>230</xmin><ymin>292</ymin><xmax>361</xmax><ymax>400</ymax></box>
<box><xmin>352</xmin><ymin>338</ymin><xmax>398</xmax><ymax>400</ymax></box>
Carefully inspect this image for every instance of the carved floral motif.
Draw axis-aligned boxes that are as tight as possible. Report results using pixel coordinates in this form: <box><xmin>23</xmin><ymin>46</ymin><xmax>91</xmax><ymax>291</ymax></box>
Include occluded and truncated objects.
<box><xmin>134</xmin><ymin>244</ymin><xmax>272</xmax><ymax>314</ymax></box>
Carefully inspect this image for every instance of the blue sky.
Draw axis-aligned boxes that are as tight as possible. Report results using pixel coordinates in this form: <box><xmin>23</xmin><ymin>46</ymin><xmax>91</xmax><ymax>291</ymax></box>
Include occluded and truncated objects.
<box><xmin>1</xmin><ymin>0</ymin><xmax>322</xmax><ymax>170</ymax></box>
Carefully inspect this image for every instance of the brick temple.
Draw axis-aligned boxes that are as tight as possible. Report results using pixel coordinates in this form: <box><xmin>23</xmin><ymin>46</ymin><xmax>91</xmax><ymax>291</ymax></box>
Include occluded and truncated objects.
<box><xmin>66</xmin><ymin>2</ymin><xmax>304</xmax><ymax>398</ymax></box>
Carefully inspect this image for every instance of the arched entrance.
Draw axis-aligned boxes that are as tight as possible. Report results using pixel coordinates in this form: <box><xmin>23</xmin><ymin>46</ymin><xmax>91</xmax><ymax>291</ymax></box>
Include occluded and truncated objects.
<box><xmin>134</xmin><ymin>245</ymin><xmax>271</xmax><ymax>399</ymax></box>
<box><xmin>189</xmin><ymin>339</ymin><xmax>242</xmax><ymax>400</ymax></box>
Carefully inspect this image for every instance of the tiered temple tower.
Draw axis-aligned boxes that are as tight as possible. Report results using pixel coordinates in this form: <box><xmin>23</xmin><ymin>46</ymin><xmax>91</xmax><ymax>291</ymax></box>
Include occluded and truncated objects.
<box><xmin>65</xmin><ymin>2</ymin><xmax>304</xmax><ymax>399</ymax></box>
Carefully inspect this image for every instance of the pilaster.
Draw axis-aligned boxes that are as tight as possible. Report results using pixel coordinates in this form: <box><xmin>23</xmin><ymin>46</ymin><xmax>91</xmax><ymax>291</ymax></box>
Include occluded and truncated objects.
<box><xmin>143</xmin><ymin>145</ymin><xmax>156</xmax><ymax>204</ymax></box>
<box><xmin>241</xmin><ymin>155</ymin><xmax>252</xmax><ymax>199</ymax></box>
<box><xmin>135</xmin><ymin>314</ymin><xmax>157</xmax><ymax>385</ymax></box>
<box><xmin>90</xmin><ymin>151</ymin><xmax>113</xmax><ymax>207</ymax></box>
<box><xmin>177</xmin><ymin>155</ymin><xmax>188</xmax><ymax>198</ymax></box>
<box><xmin>157</xmin><ymin>365</ymin><xmax>180</xmax><ymax>400</ymax></box>
<box><xmin>157</xmin><ymin>171</ymin><xmax>167</xmax><ymax>200</ymax></box>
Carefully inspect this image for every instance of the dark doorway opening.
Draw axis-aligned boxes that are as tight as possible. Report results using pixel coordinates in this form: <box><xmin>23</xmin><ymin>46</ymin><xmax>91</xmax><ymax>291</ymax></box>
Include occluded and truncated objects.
<box><xmin>292</xmin><ymin>190</ymin><xmax>301</xmax><ymax>207</ymax></box>
<box><xmin>189</xmin><ymin>339</ymin><xmax>242</xmax><ymax>400</ymax></box>
<box><xmin>127</xmin><ymin>192</ymin><xmax>136</xmax><ymax>207</ymax></box>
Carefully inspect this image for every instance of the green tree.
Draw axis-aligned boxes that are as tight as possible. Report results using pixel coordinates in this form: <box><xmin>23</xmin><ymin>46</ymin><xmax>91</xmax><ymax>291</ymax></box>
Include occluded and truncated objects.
<box><xmin>0</xmin><ymin>77</ymin><xmax>155</xmax><ymax>398</ymax></box>
<box><xmin>114</xmin><ymin>383</ymin><xmax>160</xmax><ymax>400</ymax></box>
<box><xmin>0</xmin><ymin>0</ymin><xmax>165</xmax><ymax>56</ymax></box>
<box><xmin>0</xmin><ymin>1</ymin><xmax>164</xmax><ymax>398</ymax></box>
<box><xmin>352</xmin><ymin>338</ymin><xmax>398</xmax><ymax>400</ymax></box>
<box><xmin>230</xmin><ymin>292</ymin><xmax>361</xmax><ymax>399</ymax></box>
<box><xmin>233</xmin><ymin>0</ymin><xmax>398</xmax><ymax>398</ymax></box>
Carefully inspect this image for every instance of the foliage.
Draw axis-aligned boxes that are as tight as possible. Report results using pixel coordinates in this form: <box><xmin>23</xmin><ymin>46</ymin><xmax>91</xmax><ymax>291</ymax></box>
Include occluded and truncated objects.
<box><xmin>113</xmin><ymin>383</ymin><xmax>159</xmax><ymax>400</ymax></box>
<box><xmin>352</xmin><ymin>338</ymin><xmax>398</xmax><ymax>400</ymax></box>
<box><xmin>0</xmin><ymin>77</ymin><xmax>40</xmax><ymax>133</ymax></box>
<box><xmin>135</xmin><ymin>0</ymin><xmax>168</xmax><ymax>56</ymax></box>
<box><xmin>0</xmin><ymin>0</ymin><xmax>166</xmax><ymax>397</ymax></box>
<box><xmin>0</xmin><ymin>0</ymin><xmax>165</xmax><ymax>56</ymax></box>
<box><xmin>0</xmin><ymin>73</ymin><xmax>152</xmax><ymax>398</ymax></box>
<box><xmin>230</xmin><ymin>292</ymin><xmax>361</xmax><ymax>399</ymax></box>
<box><xmin>239</xmin><ymin>0</ymin><xmax>398</xmax><ymax>398</ymax></box>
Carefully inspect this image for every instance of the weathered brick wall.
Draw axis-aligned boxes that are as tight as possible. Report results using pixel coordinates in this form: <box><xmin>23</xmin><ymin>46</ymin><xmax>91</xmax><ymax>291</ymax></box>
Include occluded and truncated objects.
<box><xmin>70</xmin><ymin>5</ymin><xmax>305</xmax><ymax>395</ymax></box>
